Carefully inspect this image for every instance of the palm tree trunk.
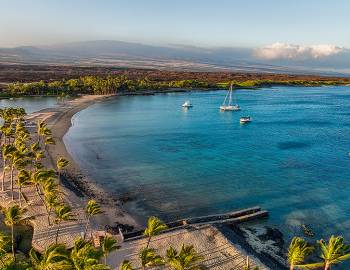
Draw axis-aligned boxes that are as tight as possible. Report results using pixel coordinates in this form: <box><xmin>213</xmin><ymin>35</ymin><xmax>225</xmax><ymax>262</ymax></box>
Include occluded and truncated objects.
<box><xmin>55</xmin><ymin>222</ymin><xmax>60</xmax><ymax>244</ymax></box>
<box><xmin>325</xmin><ymin>262</ymin><xmax>330</xmax><ymax>270</ymax></box>
<box><xmin>48</xmin><ymin>208</ymin><xmax>52</xmax><ymax>226</ymax></box>
<box><xmin>83</xmin><ymin>216</ymin><xmax>90</xmax><ymax>240</ymax></box>
<box><xmin>35</xmin><ymin>186</ymin><xmax>51</xmax><ymax>225</ymax></box>
<box><xmin>290</xmin><ymin>264</ymin><xmax>294</xmax><ymax>270</ymax></box>
<box><xmin>11</xmin><ymin>225</ymin><xmax>15</xmax><ymax>262</ymax></box>
<box><xmin>146</xmin><ymin>236</ymin><xmax>151</xmax><ymax>249</ymax></box>
<box><xmin>18</xmin><ymin>185</ymin><xmax>22</xmax><ymax>207</ymax></box>
<box><xmin>10</xmin><ymin>164</ymin><xmax>14</xmax><ymax>200</ymax></box>
<box><xmin>104</xmin><ymin>254</ymin><xmax>107</xmax><ymax>265</ymax></box>
<box><xmin>2</xmin><ymin>159</ymin><xmax>6</xmax><ymax>191</ymax></box>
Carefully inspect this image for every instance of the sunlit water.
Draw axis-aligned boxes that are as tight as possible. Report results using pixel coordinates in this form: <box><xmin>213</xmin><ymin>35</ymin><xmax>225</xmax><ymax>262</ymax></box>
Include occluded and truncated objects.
<box><xmin>64</xmin><ymin>86</ymin><xmax>350</xmax><ymax>246</ymax></box>
<box><xmin>0</xmin><ymin>96</ymin><xmax>60</xmax><ymax>113</ymax></box>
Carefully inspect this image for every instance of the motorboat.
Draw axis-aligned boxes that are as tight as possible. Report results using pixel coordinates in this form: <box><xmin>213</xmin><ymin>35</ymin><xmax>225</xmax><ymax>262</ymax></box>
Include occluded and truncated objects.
<box><xmin>182</xmin><ymin>100</ymin><xmax>193</xmax><ymax>108</ymax></box>
<box><xmin>240</xmin><ymin>116</ymin><xmax>252</xmax><ymax>124</ymax></box>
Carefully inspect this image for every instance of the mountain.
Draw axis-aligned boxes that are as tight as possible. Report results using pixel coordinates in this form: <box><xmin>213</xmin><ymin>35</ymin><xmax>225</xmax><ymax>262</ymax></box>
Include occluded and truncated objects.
<box><xmin>0</xmin><ymin>40</ymin><xmax>349</xmax><ymax>75</ymax></box>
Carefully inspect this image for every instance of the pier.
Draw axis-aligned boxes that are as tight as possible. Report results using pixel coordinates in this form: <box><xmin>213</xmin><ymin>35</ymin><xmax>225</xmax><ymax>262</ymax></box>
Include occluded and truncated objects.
<box><xmin>123</xmin><ymin>206</ymin><xmax>268</xmax><ymax>241</ymax></box>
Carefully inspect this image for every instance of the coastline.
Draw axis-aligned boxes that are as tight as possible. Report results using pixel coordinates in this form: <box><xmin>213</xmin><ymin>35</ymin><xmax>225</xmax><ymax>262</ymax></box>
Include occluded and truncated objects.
<box><xmin>23</xmin><ymin>93</ymin><xmax>289</xmax><ymax>268</ymax></box>
<box><xmin>27</xmin><ymin>95</ymin><xmax>142</xmax><ymax>233</ymax></box>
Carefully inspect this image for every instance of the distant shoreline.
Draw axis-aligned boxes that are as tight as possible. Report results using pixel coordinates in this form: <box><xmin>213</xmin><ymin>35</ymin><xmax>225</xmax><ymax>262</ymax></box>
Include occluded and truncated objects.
<box><xmin>2</xmin><ymin>82</ymin><xmax>350</xmax><ymax>100</ymax></box>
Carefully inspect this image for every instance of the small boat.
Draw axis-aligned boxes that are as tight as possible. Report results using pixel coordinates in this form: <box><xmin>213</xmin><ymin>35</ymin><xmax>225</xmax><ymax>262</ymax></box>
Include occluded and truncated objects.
<box><xmin>240</xmin><ymin>116</ymin><xmax>252</xmax><ymax>124</ymax></box>
<box><xmin>301</xmin><ymin>224</ymin><xmax>314</xmax><ymax>237</ymax></box>
<box><xmin>182</xmin><ymin>100</ymin><xmax>193</xmax><ymax>108</ymax></box>
<box><xmin>220</xmin><ymin>83</ymin><xmax>240</xmax><ymax>111</ymax></box>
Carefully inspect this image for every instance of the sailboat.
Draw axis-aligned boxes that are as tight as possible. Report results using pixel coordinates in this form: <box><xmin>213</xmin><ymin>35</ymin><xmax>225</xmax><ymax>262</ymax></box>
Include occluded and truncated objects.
<box><xmin>220</xmin><ymin>83</ymin><xmax>240</xmax><ymax>111</ymax></box>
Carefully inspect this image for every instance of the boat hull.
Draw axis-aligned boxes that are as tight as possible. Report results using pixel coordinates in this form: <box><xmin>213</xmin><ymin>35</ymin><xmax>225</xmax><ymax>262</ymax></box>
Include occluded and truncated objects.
<box><xmin>220</xmin><ymin>105</ymin><xmax>240</xmax><ymax>111</ymax></box>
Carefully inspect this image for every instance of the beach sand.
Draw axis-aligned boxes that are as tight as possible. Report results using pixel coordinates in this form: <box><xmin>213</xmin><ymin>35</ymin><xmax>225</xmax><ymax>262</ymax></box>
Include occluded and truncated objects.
<box><xmin>27</xmin><ymin>95</ymin><xmax>141</xmax><ymax>238</ymax></box>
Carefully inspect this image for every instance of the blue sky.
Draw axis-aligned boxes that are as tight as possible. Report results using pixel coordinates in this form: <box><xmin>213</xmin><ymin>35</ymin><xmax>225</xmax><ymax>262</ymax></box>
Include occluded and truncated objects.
<box><xmin>1</xmin><ymin>0</ymin><xmax>349</xmax><ymax>48</ymax></box>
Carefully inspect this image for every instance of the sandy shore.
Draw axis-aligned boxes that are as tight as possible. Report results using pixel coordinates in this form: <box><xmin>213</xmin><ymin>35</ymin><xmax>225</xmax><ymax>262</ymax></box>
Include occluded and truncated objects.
<box><xmin>27</xmin><ymin>95</ymin><xmax>142</xmax><ymax>233</ymax></box>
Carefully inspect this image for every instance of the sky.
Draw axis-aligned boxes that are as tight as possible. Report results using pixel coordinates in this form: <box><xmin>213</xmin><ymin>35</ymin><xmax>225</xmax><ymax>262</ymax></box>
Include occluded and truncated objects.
<box><xmin>1</xmin><ymin>0</ymin><xmax>350</xmax><ymax>49</ymax></box>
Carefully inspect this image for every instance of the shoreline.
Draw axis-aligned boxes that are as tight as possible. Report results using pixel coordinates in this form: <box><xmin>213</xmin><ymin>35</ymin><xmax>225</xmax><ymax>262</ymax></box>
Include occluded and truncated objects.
<box><xmin>2</xmin><ymin>82</ymin><xmax>350</xmax><ymax>100</ymax></box>
<box><xmin>27</xmin><ymin>95</ymin><xmax>142</xmax><ymax>233</ymax></box>
<box><xmin>24</xmin><ymin>94</ymin><xmax>289</xmax><ymax>268</ymax></box>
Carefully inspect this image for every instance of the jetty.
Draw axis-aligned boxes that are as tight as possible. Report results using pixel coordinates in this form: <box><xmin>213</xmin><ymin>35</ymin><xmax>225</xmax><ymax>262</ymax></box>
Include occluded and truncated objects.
<box><xmin>123</xmin><ymin>206</ymin><xmax>268</xmax><ymax>241</ymax></box>
<box><xmin>110</xmin><ymin>206</ymin><xmax>271</xmax><ymax>270</ymax></box>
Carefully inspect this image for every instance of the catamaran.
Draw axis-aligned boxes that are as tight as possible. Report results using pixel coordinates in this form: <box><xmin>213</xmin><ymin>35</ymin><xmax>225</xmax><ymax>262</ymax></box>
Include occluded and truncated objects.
<box><xmin>220</xmin><ymin>83</ymin><xmax>240</xmax><ymax>111</ymax></box>
<box><xmin>182</xmin><ymin>100</ymin><xmax>193</xmax><ymax>108</ymax></box>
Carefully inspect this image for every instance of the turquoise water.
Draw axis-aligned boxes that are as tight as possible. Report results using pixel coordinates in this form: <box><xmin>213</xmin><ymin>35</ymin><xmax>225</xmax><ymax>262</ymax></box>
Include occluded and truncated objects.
<box><xmin>64</xmin><ymin>86</ymin><xmax>350</xmax><ymax>243</ymax></box>
<box><xmin>0</xmin><ymin>97</ymin><xmax>60</xmax><ymax>113</ymax></box>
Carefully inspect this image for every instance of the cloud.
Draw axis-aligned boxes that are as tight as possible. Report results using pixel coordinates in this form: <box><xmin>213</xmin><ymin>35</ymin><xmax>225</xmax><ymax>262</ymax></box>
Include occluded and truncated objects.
<box><xmin>254</xmin><ymin>42</ymin><xmax>343</xmax><ymax>60</ymax></box>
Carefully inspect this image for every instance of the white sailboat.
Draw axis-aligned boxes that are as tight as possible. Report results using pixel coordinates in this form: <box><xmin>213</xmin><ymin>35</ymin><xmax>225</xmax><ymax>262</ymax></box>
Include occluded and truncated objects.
<box><xmin>182</xmin><ymin>100</ymin><xmax>193</xmax><ymax>108</ymax></box>
<box><xmin>220</xmin><ymin>83</ymin><xmax>240</xmax><ymax>111</ymax></box>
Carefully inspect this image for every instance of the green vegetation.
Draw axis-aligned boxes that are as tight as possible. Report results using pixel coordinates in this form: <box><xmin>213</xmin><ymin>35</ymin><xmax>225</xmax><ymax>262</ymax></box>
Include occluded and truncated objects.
<box><xmin>287</xmin><ymin>236</ymin><xmax>350</xmax><ymax>269</ymax></box>
<box><xmin>4</xmin><ymin>75</ymin><xmax>350</xmax><ymax>97</ymax></box>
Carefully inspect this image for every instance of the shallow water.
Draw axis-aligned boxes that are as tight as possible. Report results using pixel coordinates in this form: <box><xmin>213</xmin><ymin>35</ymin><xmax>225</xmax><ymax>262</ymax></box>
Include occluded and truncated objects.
<box><xmin>0</xmin><ymin>96</ymin><xmax>59</xmax><ymax>113</ymax></box>
<box><xmin>64</xmin><ymin>86</ymin><xmax>350</xmax><ymax>246</ymax></box>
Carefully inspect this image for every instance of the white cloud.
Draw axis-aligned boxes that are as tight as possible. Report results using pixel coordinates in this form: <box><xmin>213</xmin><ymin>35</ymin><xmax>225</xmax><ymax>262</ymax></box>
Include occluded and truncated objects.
<box><xmin>254</xmin><ymin>42</ymin><xmax>343</xmax><ymax>60</ymax></box>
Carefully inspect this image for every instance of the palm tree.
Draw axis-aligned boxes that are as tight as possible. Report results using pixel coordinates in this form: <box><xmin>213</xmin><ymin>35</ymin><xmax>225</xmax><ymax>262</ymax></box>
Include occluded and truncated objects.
<box><xmin>0</xmin><ymin>232</ymin><xmax>10</xmax><ymax>266</ymax></box>
<box><xmin>166</xmin><ymin>244</ymin><xmax>203</xmax><ymax>270</ymax></box>
<box><xmin>287</xmin><ymin>237</ymin><xmax>314</xmax><ymax>270</ymax></box>
<box><xmin>70</xmin><ymin>237</ymin><xmax>109</xmax><ymax>270</ymax></box>
<box><xmin>1</xmin><ymin>144</ymin><xmax>16</xmax><ymax>191</ymax></box>
<box><xmin>29</xmin><ymin>169</ymin><xmax>56</xmax><ymax>203</ymax></box>
<box><xmin>101</xmin><ymin>235</ymin><xmax>118</xmax><ymax>265</ymax></box>
<box><xmin>45</xmin><ymin>193</ymin><xmax>59</xmax><ymax>226</ymax></box>
<box><xmin>2</xmin><ymin>205</ymin><xmax>26</xmax><ymax>261</ymax></box>
<box><xmin>144</xmin><ymin>216</ymin><xmax>167</xmax><ymax>248</ymax></box>
<box><xmin>139</xmin><ymin>247</ymin><xmax>164</xmax><ymax>270</ymax></box>
<box><xmin>30</xmin><ymin>142</ymin><xmax>44</xmax><ymax>171</ymax></box>
<box><xmin>119</xmin><ymin>260</ymin><xmax>134</xmax><ymax>270</ymax></box>
<box><xmin>54</xmin><ymin>205</ymin><xmax>75</xmax><ymax>244</ymax></box>
<box><xmin>29</xmin><ymin>243</ymin><xmax>72</xmax><ymax>270</ymax></box>
<box><xmin>56</xmin><ymin>157</ymin><xmax>69</xmax><ymax>185</ymax></box>
<box><xmin>44</xmin><ymin>136</ymin><xmax>55</xmax><ymax>151</ymax></box>
<box><xmin>318</xmin><ymin>235</ymin><xmax>350</xmax><ymax>270</ymax></box>
<box><xmin>17</xmin><ymin>170</ymin><xmax>30</xmax><ymax>207</ymax></box>
<box><xmin>29</xmin><ymin>169</ymin><xmax>56</xmax><ymax>224</ymax></box>
<box><xmin>84</xmin><ymin>200</ymin><xmax>103</xmax><ymax>239</ymax></box>
<box><xmin>37</xmin><ymin>121</ymin><xmax>52</xmax><ymax>147</ymax></box>
<box><xmin>8</xmin><ymin>150</ymin><xmax>27</xmax><ymax>200</ymax></box>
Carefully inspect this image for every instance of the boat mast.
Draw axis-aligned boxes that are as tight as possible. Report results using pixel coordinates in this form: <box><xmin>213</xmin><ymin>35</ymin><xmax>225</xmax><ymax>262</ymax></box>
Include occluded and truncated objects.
<box><xmin>228</xmin><ymin>83</ymin><xmax>233</xmax><ymax>106</ymax></box>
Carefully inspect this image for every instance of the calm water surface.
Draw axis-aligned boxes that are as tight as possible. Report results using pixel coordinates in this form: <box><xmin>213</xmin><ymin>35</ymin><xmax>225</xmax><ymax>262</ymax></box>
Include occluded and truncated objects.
<box><xmin>64</xmin><ymin>86</ymin><xmax>350</xmax><ymax>243</ymax></box>
<box><xmin>0</xmin><ymin>96</ymin><xmax>59</xmax><ymax>113</ymax></box>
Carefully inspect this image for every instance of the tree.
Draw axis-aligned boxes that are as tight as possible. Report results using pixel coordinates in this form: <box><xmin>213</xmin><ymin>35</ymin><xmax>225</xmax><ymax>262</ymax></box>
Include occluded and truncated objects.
<box><xmin>318</xmin><ymin>235</ymin><xmax>350</xmax><ymax>270</ymax></box>
<box><xmin>84</xmin><ymin>200</ymin><xmax>103</xmax><ymax>239</ymax></box>
<box><xmin>70</xmin><ymin>238</ymin><xmax>109</xmax><ymax>270</ymax></box>
<box><xmin>8</xmin><ymin>150</ymin><xmax>27</xmax><ymax>200</ymax></box>
<box><xmin>29</xmin><ymin>169</ymin><xmax>56</xmax><ymax>225</ymax></box>
<box><xmin>143</xmin><ymin>216</ymin><xmax>167</xmax><ymax>248</ymax></box>
<box><xmin>44</xmin><ymin>193</ymin><xmax>59</xmax><ymax>226</ymax></box>
<box><xmin>44</xmin><ymin>136</ymin><xmax>55</xmax><ymax>151</ymax></box>
<box><xmin>54</xmin><ymin>205</ymin><xmax>75</xmax><ymax>244</ymax></box>
<box><xmin>166</xmin><ymin>244</ymin><xmax>203</xmax><ymax>270</ymax></box>
<box><xmin>1</xmin><ymin>144</ymin><xmax>16</xmax><ymax>191</ymax></box>
<box><xmin>56</xmin><ymin>157</ymin><xmax>69</xmax><ymax>184</ymax></box>
<box><xmin>17</xmin><ymin>170</ymin><xmax>30</xmax><ymax>207</ymax></box>
<box><xmin>287</xmin><ymin>237</ymin><xmax>314</xmax><ymax>270</ymax></box>
<box><xmin>101</xmin><ymin>235</ymin><xmax>118</xmax><ymax>265</ymax></box>
<box><xmin>29</xmin><ymin>243</ymin><xmax>72</xmax><ymax>270</ymax></box>
<box><xmin>139</xmin><ymin>247</ymin><xmax>164</xmax><ymax>270</ymax></box>
<box><xmin>119</xmin><ymin>260</ymin><xmax>134</xmax><ymax>270</ymax></box>
<box><xmin>2</xmin><ymin>205</ymin><xmax>26</xmax><ymax>261</ymax></box>
<box><xmin>0</xmin><ymin>232</ymin><xmax>10</xmax><ymax>266</ymax></box>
